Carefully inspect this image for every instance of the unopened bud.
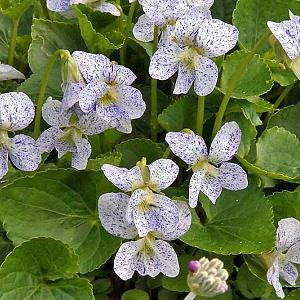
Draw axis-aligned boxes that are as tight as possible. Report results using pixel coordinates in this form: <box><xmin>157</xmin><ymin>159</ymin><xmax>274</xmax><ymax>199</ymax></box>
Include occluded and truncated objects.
<box><xmin>60</xmin><ymin>50</ymin><xmax>83</xmax><ymax>85</ymax></box>
<box><xmin>187</xmin><ymin>257</ymin><xmax>229</xmax><ymax>298</ymax></box>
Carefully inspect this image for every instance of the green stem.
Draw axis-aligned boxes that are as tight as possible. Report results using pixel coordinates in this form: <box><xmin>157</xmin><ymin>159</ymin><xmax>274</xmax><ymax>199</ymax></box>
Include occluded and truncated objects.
<box><xmin>40</xmin><ymin>0</ymin><xmax>51</xmax><ymax>19</ymax></box>
<box><xmin>184</xmin><ymin>292</ymin><xmax>197</xmax><ymax>300</ymax></box>
<box><xmin>150</xmin><ymin>26</ymin><xmax>159</xmax><ymax>141</ymax></box>
<box><xmin>7</xmin><ymin>17</ymin><xmax>20</xmax><ymax>66</ymax></box>
<box><xmin>162</xmin><ymin>147</ymin><xmax>171</xmax><ymax>159</ymax></box>
<box><xmin>196</xmin><ymin>96</ymin><xmax>205</xmax><ymax>135</ymax></box>
<box><xmin>33</xmin><ymin>50</ymin><xmax>63</xmax><ymax>139</ymax></box>
<box><xmin>211</xmin><ymin>31</ymin><xmax>271</xmax><ymax>139</ymax></box>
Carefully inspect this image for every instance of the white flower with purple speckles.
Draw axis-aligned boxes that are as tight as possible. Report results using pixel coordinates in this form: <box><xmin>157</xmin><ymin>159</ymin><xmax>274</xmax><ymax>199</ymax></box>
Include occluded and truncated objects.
<box><xmin>149</xmin><ymin>9</ymin><xmax>238</xmax><ymax>96</ymax></box>
<box><xmin>0</xmin><ymin>92</ymin><xmax>41</xmax><ymax>179</ymax></box>
<box><xmin>47</xmin><ymin>0</ymin><xmax>121</xmax><ymax>16</ymax></box>
<box><xmin>267</xmin><ymin>218</ymin><xmax>300</xmax><ymax>299</ymax></box>
<box><xmin>166</xmin><ymin>122</ymin><xmax>248</xmax><ymax>207</ymax></box>
<box><xmin>186</xmin><ymin>0</ymin><xmax>214</xmax><ymax>8</ymax></box>
<box><xmin>0</xmin><ymin>63</ymin><xmax>25</xmax><ymax>81</ymax></box>
<box><xmin>268</xmin><ymin>11</ymin><xmax>300</xmax><ymax>80</ymax></box>
<box><xmin>72</xmin><ymin>51</ymin><xmax>146</xmax><ymax>134</ymax></box>
<box><xmin>98</xmin><ymin>192</ymin><xmax>191</xmax><ymax>280</ymax></box>
<box><xmin>37</xmin><ymin>98</ymin><xmax>110</xmax><ymax>170</ymax></box>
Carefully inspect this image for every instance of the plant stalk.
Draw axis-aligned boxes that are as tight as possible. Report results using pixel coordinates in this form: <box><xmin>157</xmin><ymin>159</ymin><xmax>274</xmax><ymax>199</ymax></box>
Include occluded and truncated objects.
<box><xmin>196</xmin><ymin>96</ymin><xmax>205</xmax><ymax>135</ymax></box>
<box><xmin>184</xmin><ymin>292</ymin><xmax>197</xmax><ymax>300</ymax></box>
<box><xmin>7</xmin><ymin>17</ymin><xmax>20</xmax><ymax>66</ymax></box>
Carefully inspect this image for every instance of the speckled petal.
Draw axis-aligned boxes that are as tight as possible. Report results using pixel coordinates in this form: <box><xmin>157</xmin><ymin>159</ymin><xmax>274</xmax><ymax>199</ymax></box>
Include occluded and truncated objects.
<box><xmin>115</xmin><ymin>85</ymin><xmax>146</xmax><ymax>119</ymax></box>
<box><xmin>93</xmin><ymin>1</ymin><xmax>120</xmax><ymax>16</ymax></box>
<box><xmin>37</xmin><ymin>127</ymin><xmax>64</xmax><ymax>153</ymax></box>
<box><xmin>130</xmin><ymin>189</ymin><xmax>179</xmax><ymax>237</ymax></box>
<box><xmin>194</xmin><ymin>56</ymin><xmax>218</xmax><ymax>96</ymax></box>
<box><xmin>276</xmin><ymin>218</ymin><xmax>300</xmax><ymax>252</ymax></box>
<box><xmin>279</xmin><ymin>261</ymin><xmax>298</xmax><ymax>286</ymax></box>
<box><xmin>267</xmin><ymin>262</ymin><xmax>285</xmax><ymax>299</ymax></box>
<box><xmin>98</xmin><ymin>192</ymin><xmax>138</xmax><ymax>239</ymax></box>
<box><xmin>148</xmin><ymin>159</ymin><xmax>179</xmax><ymax>192</ymax></box>
<box><xmin>47</xmin><ymin>0</ymin><xmax>70</xmax><ymax>12</ymax></box>
<box><xmin>133</xmin><ymin>14</ymin><xmax>155</xmax><ymax>42</ymax></box>
<box><xmin>62</xmin><ymin>80</ymin><xmax>86</xmax><ymax>109</ymax></box>
<box><xmin>109</xmin><ymin>117</ymin><xmax>133</xmax><ymax>134</ymax></box>
<box><xmin>267</xmin><ymin>19</ymin><xmax>300</xmax><ymax>60</ymax></box>
<box><xmin>42</xmin><ymin>97</ymin><xmax>72</xmax><ymax>127</ymax></box>
<box><xmin>55</xmin><ymin>138</ymin><xmax>76</xmax><ymax>159</ymax></box>
<box><xmin>72</xmin><ymin>51</ymin><xmax>112</xmax><ymax>83</ymax></box>
<box><xmin>71</xmin><ymin>137</ymin><xmax>91</xmax><ymax>170</ymax></box>
<box><xmin>173</xmin><ymin>63</ymin><xmax>196</xmax><ymax>95</ymax></box>
<box><xmin>286</xmin><ymin>241</ymin><xmax>300</xmax><ymax>264</ymax></box>
<box><xmin>209</xmin><ymin>121</ymin><xmax>241</xmax><ymax>165</ymax></box>
<box><xmin>165</xmin><ymin>131</ymin><xmax>208</xmax><ymax>166</ymax></box>
<box><xmin>149</xmin><ymin>42</ymin><xmax>182</xmax><ymax>80</ymax></box>
<box><xmin>9</xmin><ymin>134</ymin><xmax>41</xmax><ymax>171</ymax></box>
<box><xmin>101</xmin><ymin>164</ymin><xmax>143</xmax><ymax>192</ymax></box>
<box><xmin>187</xmin><ymin>0</ymin><xmax>214</xmax><ymax>8</ymax></box>
<box><xmin>0</xmin><ymin>149</ymin><xmax>8</xmax><ymax>179</ymax></box>
<box><xmin>189</xmin><ymin>169</ymin><xmax>222</xmax><ymax>207</ymax></box>
<box><xmin>114</xmin><ymin>241</ymin><xmax>138</xmax><ymax>280</ymax></box>
<box><xmin>0</xmin><ymin>64</ymin><xmax>25</xmax><ymax>81</ymax></box>
<box><xmin>196</xmin><ymin>19</ymin><xmax>239</xmax><ymax>58</ymax></box>
<box><xmin>113</xmin><ymin>64</ymin><xmax>137</xmax><ymax>85</ymax></box>
<box><xmin>218</xmin><ymin>162</ymin><xmax>248</xmax><ymax>191</ymax></box>
<box><xmin>78</xmin><ymin>81</ymin><xmax>109</xmax><ymax>113</ymax></box>
<box><xmin>159</xmin><ymin>200</ymin><xmax>191</xmax><ymax>240</ymax></box>
<box><xmin>0</xmin><ymin>92</ymin><xmax>35</xmax><ymax>131</ymax></box>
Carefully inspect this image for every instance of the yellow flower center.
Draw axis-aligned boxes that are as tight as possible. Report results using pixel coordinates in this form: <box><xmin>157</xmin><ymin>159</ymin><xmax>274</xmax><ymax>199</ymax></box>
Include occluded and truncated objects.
<box><xmin>0</xmin><ymin>130</ymin><xmax>11</xmax><ymax>149</ymax></box>
<box><xmin>177</xmin><ymin>47</ymin><xmax>205</xmax><ymax>71</ymax></box>
<box><xmin>192</xmin><ymin>159</ymin><xmax>219</xmax><ymax>177</ymax></box>
<box><xmin>99</xmin><ymin>87</ymin><xmax>119</xmax><ymax>107</ymax></box>
<box><xmin>58</xmin><ymin>126</ymin><xmax>83</xmax><ymax>146</ymax></box>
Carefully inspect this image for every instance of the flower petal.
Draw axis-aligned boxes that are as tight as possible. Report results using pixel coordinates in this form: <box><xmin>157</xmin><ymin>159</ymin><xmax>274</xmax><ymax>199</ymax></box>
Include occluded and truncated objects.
<box><xmin>276</xmin><ymin>218</ymin><xmax>300</xmax><ymax>252</ymax></box>
<box><xmin>47</xmin><ymin>0</ymin><xmax>70</xmax><ymax>12</ymax></box>
<box><xmin>133</xmin><ymin>14</ymin><xmax>155</xmax><ymax>42</ymax></box>
<box><xmin>218</xmin><ymin>162</ymin><xmax>248</xmax><ymax>191</ymax></box>
<box><xmin>267</xmin><ymin>19</ymin><xmax>300</xmax><ymax>60</ymax></box>
<box><xmin>101</xmin><ymin>164</ymin><xmax>143</xmax><ymax>192</ymax></box>
<box><xmin>267</xmin><ymin>262</ymin><xmax>285</xmax><ymax>299</ymax></box>
<box><xmin>0</xmin><ymin>149</ymin><xmax>8</xmax><ymax>179</ymax></box>
<box><xmin>187</xmin><ymin>0</ymin><xmax>214</xmax><ymax>8</ymax></box>
<box><xmin>165</xmin><ymin>131</ymin><xmax>208</xmax><ymax>166</ymax></box>
<box><xmin>0</xmin><ymin>92</ymin><xmax>35</xmax><ymax>131</ymax></box>
<box><xmin>9</xmin><ymin>135</ymin><xmax>41</xmax><ymax>171</ymax></box>
<box><xmin>55</xmin><ymin>138</ymin><xmax>76</xmax><ymax>159</ymax></box>
<box><xmin>98</xmin><ymin>192</ymin><xmax>138</xmax><ymax>239</ymax></box>
<box><xmin>189</xmin><ymin>169</ymin><xmax>222</xmax><ymax>207</ymax></box>
<box><xmin>109</xmin><ymin>117</ymin><xmax>133</xmax><ymax>134</ymax></box>
<box><xmin>71</xmin><ymin>137</ymin><xmax>91</xmax><ymax>170</ymax></box>
<box><xmin>279</xmin><ymin>261</ymin><xmax>298</xmax><ymax>286</ymax></box>
<box><xmin>286</xmin><ymin>241</ymin><xmax>300</xmax><ymax>264</ymax></box>
<box><xmin>173</xmin><ymin>63</ymin><xmax>196</xmax><ymax>95</ymax></box>
<box><xmin>61</xmin><ymin>80</ymin><xmax>86</xmax><ymax>110</ymax></box>
<box><xmin>196</xmin><ymin>19</ymin><xmax>239</xmax><ymax>58</ymax></box>
<box><xmin>129</xmin><ymin>189</ymin><xmax>179</xmax><ymax>237</ymax></box>
<box><xmin>194</xmin><ymin>56</ymin><xmax>218</xmax><ymax>96</ymax></box>
<box><xmin>149</xmin><ymin>41</ymin><xmax>181</xmax><ymax>80</ymax></box>
<box><xmin>114</xmin><ymin>241</ymin><xmax>138</xmax><ymax>280</ymax></box>
<box><xmin>0</xmin><ymin>64</ymin><xmax>25</xmax><ymax>81</ymax></box>
<box><xmin>37</xmin><ymin>127</ymin><xmax>64</xmax><ymax>153</ymax></box>
<box><xmin>209</xmin><ymin>121</ymin><xmax>241</xmax><ymax>165</ymax></box>
<box><xmin>42</xmin><ymin>97</ymin><xmax>72</xmax><ymax>127</ymax></box>
<box><xmin>93</xmin><ymin>1</ymin><xmax>120</xmax><ymax>16</ymax></box>
<box><xmin>72</xmin><ymin>51</ymin><xmax>111</xmax><ymax>83</ymax></box>
<box><xmin>148</xmin><ymin>159</ymin><xmax>179</xmax><ymax>192</ymax></box>
<box><xmin>113</xmin><ymin>64</ymin><xmax>137</xmax><ymax>85</ymax></box>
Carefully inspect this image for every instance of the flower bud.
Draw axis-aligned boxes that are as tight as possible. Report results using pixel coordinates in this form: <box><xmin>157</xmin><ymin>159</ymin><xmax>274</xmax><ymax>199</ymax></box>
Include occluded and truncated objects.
<box><xmin>60</xmin><ymin>50</ymin><xmax>83</xmax><ymax>85</ymax></box>
<box><xmin>187</xmin><ymin>257</ymin><xmax>229</xmax><ymax>298</ymax></box>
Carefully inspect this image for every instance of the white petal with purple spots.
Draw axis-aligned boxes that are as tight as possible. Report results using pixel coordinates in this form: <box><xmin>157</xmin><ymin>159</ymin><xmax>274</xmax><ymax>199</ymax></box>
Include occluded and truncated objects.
<box><xmin>92</xmin><ymin>1</ymin><xmax>120</xmax><ymax>16</ymax></box>
<box><xmin>267</xmin><ymin>261</ymin><xmax>285</xmax><ymax>299</ymax></box>
<box><xmin>286</xmin><ymin>241</ymin><xmax>300</xmax><ymax>264</ymax></box>
<box><xmin>133</xmin><ymin>14</ymin><xmax>155</xmax><ymax>42</ymax></box>
<box><xmin>47</xmin><ymin>0</ymin><xmax>70</xmax><ymax>12</ymax></box>
<box><xmin>37</xmin><ymin>127</ymin><xmax>64</xmax><ymax>153</ymax></box>
<box><xmin>71</xmin><ymin>137</ymin><xmax>91</xmax><ymax>170</ymax></box>
<box><xmin>279</xmin><ymin>261</ymin><xmax>298</xmax><ymax>286</ymax></box>
<box><xmin>173</xmin><ymin>63</ymin><xmax>196</xmax><ymax>95</ymax></box>
<box><xmin>113</xmin><ymin>64</ymin><xmax>137</xmax><ymax>85</ymax></box>
<box><xmin>62</xmin><ymin>80</ymin><xmax>86</xmax><ymax>110</ymax></box>
<box><xmin>276</xmin><ymin>218</ymin><xmax>300</xmax><ymax>252</ymax></box>
<box><xmin>0</xmin><ymin>149</ymin><xmax>8</xmax><ymax>179</ymax></box>
<box><xmin>0</xmin><ymin>64</ymin><xmax>25</xmax><ymax>81</ymax></box>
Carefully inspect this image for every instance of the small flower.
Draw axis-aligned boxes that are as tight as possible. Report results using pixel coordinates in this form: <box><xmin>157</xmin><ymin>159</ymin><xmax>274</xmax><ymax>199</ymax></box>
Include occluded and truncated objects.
<box><xmin>268</xmin><ymin>11</ymin><xmax>300</xmax><ymax>80</ymax></box>
<box><xmin>0</xmin><ymin>92</ymin><xmax>41</xmax><ymax>178</ymax></box>
<box><xmin>101</xmin><ymin>158</ymin><xmax>180</xmax><ymax>236</ymax></box>
<box><xmin>0</xmin><ymin>63</ymin><xmax>25</xmax><ymax>81</ymax></box>
<box><xmin>267</xmin><ymin>218</ymin><xmax>300</xmax><ymax>299</ymax></box>
<box><xmin>37</xmin><ymin>98</ymin><xmax>109</xmax><ymax>170</ymax></box>
<box><xmin>72</xmin><ymin>51</ymin><xmax>146</xmax><ymax>134</ymax></box>
<box><xmin>186</xmin><ymin>257</ymin><xmax>229</xmax><ymax>299</ymax></box>
<box><xmin>98</xmin><ymin>192</ymin><xmax>191</xmax><ymax>280</ymax></box>
<box><xmin>166</xmin><ymin>122</ymin><xmax>248</xmax><ymax>207</ymax></box>
<box><xmin>149</xmin><ymin>9</ymin><xmax>238</xmax><ymax>96</ymax></box>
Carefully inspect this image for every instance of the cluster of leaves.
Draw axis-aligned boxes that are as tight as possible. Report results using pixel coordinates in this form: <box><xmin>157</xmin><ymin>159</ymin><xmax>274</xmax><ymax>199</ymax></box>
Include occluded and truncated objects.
<box><xmin>0</xmin><ymin>0</ymin><xmax>300</xmax><ymax>299</ymax></box>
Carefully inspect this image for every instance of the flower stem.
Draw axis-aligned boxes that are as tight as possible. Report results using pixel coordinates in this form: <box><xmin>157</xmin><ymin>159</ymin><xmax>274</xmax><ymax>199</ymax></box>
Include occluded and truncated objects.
<box><xmin>150</xmin><ymin>26</ymin><xmax>159</xmax><ymax>141</ymax></box>
<box><xmin>196</xmin><ymin>96</ymin><xmax>205</xmax><ymax>135</ymax></box>
<box><xmin>33</xmin><ymin>50</ymin><xmax>64</xmax><ymax>139</ymax></box>
<box><xmin>211</xmin><ymin>31</ymin><xmax>271</xmax><ymax>139</ymax></box>
<box><xmin>7</xmin><ymin>17</ymin><xmax>20</xmax><ymax>66</ymax></box>
<box><xmin>162</xmin><ymin>147</ymin><xmax>171</xmax><ymax>159</ymax></box>
<box><xmin>40</xmin><ymin>0</ymin><xmax>51</xmax><ymax>19</ymax></box>
<box><xmin>184</xmin><ymin>292</ymin><xmax>197</xmax><ymax>300</ymax></box>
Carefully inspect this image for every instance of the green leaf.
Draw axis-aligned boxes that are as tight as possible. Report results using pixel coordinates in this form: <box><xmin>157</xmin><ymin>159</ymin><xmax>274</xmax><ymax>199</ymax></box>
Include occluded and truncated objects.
<box><xmin>158</xmin><ymin>288</ymin><xmax>178</xmax><ymax>300</ymax></box>
<box><xmin>181</xmin><ymin>184</ymin><xmax>275</xmax><ymax>255</ymax></box>
<box><xmin>73</xmin><ymin>5</ymin><xmax>124</xmax><ymax>55</ymax></box>
<box><xmin>0</xmin><ymin>169</ymin><xmax>122</xmax><ymax>274</ymax></box>
<box><xmin>268</xmin><ymin>104</ymin><xmax>300</xmax><ymax>140</ymax></box>
<box><xmin>286</xmin><ymin>290</ymin><xmax>300</xmax><ymax>299</ymax></box>
<box><xmin>0</xmin><ymin>0</ymin><xmax>33</xmax><ymax>19</ymax></box>
<box><xmin>86</xmin><ymin>152</ymin><xmax>122</xmax><ymax>170</ymax></box>
<box><xmin>197</xmin><ymin>288</ymin><xmax>233</xmax><ymax>300</ymax></box>
<box><xmin>0</xmin><ymin>237</ymin><xmax>94</xmax><ymax>299</ymax></box>
<box><xmin>244</xmin><ymin>254</ymin><xmax>269</xmax><ymax>282</ymax></box>
<box><xmin>121</xmin><ymin>289</ymin><xmax>149</xmax><ymax>300</ymax></box>
<box><xmin>255</xmin><ymin>127</ymin><xmax>300</xmax><ymax>179</ymax></box>
<box><xmin>158</xmin><ymin>96</ymin><xmax>213</xmax><ymax>132</ymax></box>
<box><xmin>220</xmin><ymin>51</ymin><xmax>273</xmax><ymax>99</ymax></box>
<box><xmin>115</xmin><ymin>138</ymin><xmax>165</xmax><ymax>168</ymax></box>
<box><xmin>0</xmin><ymin>234</ymin><xmax>13</xmax><ymax>264</ymax></box>
<box><xmin>267</xmin><ymin>190</ymin><xmax>300</xmax><ymax>224</ymax></box>
<box><xmin>233</xmin><ymin>0</ymin><xmax>300</xmax><ymax>51</ymax></box>
<box><xmin>211</xmin><ymin>0</ymin><xmax>236</xmax><ymax>23</ymax></box>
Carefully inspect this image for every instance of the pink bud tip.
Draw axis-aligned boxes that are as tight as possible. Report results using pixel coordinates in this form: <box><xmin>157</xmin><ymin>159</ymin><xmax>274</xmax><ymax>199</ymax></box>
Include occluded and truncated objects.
<box><xmin>188</xmin><ymin>260</ymin><xmax>200</xmax><ymax>273</ymax></box>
